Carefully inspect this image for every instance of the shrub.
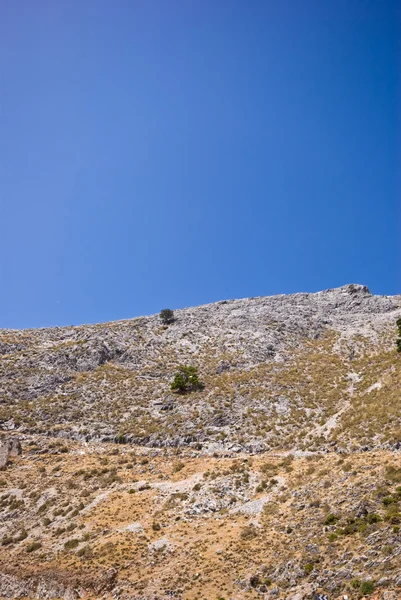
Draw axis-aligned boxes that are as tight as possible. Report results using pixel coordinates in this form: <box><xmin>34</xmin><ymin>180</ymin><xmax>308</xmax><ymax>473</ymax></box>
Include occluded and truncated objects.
<box><xmin>9</xmin><ymin>498</ymin><xmax>24</xmax><ymax>510</ymax></box>
<box><xmin>385</xmin><ymin>507</ymin><xmax>400</xmax><ymax>523</ymax></box>
<box><xmin>366</xmin><ymin>513</ymin><xmax>381</xmax><ymax>524</ymax></box>
<box><xmin>240</xmin><ymin>525</ymin><xmax>258</xmax><ymax>540</ymax></box>
<box><xmin>170</xmin><ymin>366</ymin><xmax>204</xmax><ymax>393</ymax></box>
<box><xmin>64</xmin><ymin>538</ymin><xmax>79</xmax><ymax>550</ymax></box>
<box><xmin>249</xmin><ymin>575</ymin><xmax>260</xmax><ymax>588</ymax></box>
<box><xmin>1</xmin><ymin>536</ymin><xmax>13</xmax><ymax>546</ymax></box>
<box><xmin>15</xmin><ymin>529</ymin><xmax>27</xmax><ymax>542</ymax></box>
<box><xmin>26</xmin><ymin>541</ymin><xmax>42</xmax><ymax>552</ymax></box>
<box><xmin>77</xmin><ymin>544</ymin><xmax>92</xmax><ymax>558</ymax></box>
<box><xmin>262</xmin><ymin>502</ymin><xmax>279</xmax><ymax>516</ymax></box>
<box><xmin>256</xmin><ymin>481</ymin><xmax>268</xmax><ymax>493</ymax></box>
<box><xmin>359</xmin><ymin>581</ymin><xmax>374</xmax><ymax>596</ymax></box>
<box><xmin>173</xmin><ymin>461</ymin><xmax>185</xmax><ymax>473</ymax></box>
<box><xmin>160</xmin><ymin>309</ymin><xmax>174</xmax><ymax>325</ymax></box>
<box><xmin>37</xmin><ymin>501</ymin><xmax>50</xmax><ymax>514</ymax></box>
<box><xmin>324</xmin><ymin>513</ymin><xmax>339</xmax><ymax>525</ymax></box>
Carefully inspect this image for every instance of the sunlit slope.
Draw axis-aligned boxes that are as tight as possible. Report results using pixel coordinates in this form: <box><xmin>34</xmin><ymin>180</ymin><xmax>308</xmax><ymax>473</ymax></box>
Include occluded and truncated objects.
<box><xmin>1</xmin><ymin>284</ymin><xmax>400</xmax><ymax>452</ymax></box>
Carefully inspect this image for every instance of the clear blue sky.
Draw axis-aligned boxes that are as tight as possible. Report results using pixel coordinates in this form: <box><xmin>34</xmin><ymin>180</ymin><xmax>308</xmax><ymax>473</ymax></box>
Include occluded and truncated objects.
<box><xmin>1</xmin><ymin>1</ymin><xmax>399</xmax><ymax>328</ymax></box>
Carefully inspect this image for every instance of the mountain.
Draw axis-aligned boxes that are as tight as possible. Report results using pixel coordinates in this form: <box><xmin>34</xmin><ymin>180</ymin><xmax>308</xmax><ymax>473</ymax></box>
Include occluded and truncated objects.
<box><xmin>0</xmin><ymin>284</ymin><xmax>401</xmax><ymax>600</ymax></box>
<box><xmin>1</xmin><ymin>284</ymin><xmax>400</xmax><ymax>452</ymax></box>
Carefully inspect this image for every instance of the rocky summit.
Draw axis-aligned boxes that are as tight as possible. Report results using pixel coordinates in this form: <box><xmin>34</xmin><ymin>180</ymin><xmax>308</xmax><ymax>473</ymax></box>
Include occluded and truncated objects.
<box><xmin>1</xmin><ymin>284</ymin><xmax>401</xmax><ymax>600</ymax></box>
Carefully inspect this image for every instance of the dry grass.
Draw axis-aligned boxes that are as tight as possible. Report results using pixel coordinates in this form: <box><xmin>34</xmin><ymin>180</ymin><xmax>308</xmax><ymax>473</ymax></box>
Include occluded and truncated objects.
<box><xmin>1</xmin><ymin>437</ymin><xmax>401</xmax><ymax>598</ymax></box>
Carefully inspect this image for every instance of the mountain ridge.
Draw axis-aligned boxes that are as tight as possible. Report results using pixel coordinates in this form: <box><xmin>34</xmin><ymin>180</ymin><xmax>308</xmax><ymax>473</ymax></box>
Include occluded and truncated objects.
<box><xmin>1</xmin><ymin>283</ymin><xmax>398</xmax><ymax>332</ymax></box>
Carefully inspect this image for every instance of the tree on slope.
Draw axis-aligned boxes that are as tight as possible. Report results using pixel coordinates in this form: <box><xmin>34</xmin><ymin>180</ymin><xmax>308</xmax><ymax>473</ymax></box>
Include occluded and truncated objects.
<box><xmin>160</xmin><ymin>308</ymin><xmax>175</xmax><ymax>325</ymax></box>
<box><xmin>170</xmin><ymin>365</ymin><xmax>204</xmax><ymax>393</ymax></box>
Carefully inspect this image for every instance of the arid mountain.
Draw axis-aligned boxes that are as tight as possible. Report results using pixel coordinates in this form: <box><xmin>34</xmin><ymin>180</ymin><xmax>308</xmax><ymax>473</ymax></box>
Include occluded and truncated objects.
<box><xmin>1</xmin><ymin>284</ymin><xmax>401</xmax><ymax>600</ymax></box>
<box><xmin>1</xmin><ymin>284</ymin><xmax>401</xmax><ymax>452</ymax></box>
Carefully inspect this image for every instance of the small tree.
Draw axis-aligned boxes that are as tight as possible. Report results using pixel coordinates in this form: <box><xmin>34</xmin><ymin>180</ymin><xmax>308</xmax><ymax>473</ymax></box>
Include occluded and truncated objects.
<box><xmin>396</xmin><ymin>318</ymin><xmax>401</xmax><ymax>353</ymax></box>
<box><xmin>171</xmin><ymin>365</ymin><xmax>204</xmax><ymax>393</ymax></box>
<box><xmin>160</xmin><ymin>308</ymin><xmax>174</xmax><ymax>325</ymax></box>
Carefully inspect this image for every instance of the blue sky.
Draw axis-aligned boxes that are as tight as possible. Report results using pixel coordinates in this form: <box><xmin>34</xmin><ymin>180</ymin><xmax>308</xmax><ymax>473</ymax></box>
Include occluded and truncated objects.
<box><xmin>0</xmin><ymin>0</ymin><xmax>399</xmax><ymax>328</ymax></box>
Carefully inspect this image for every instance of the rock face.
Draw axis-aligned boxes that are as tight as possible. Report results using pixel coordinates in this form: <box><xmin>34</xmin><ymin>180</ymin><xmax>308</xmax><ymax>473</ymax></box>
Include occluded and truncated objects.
<box><xmin>0</xmin><ymin>437</ymin><xmax>21</xmax><ymax>470</ymax></box>
<box><xmin>0</xmin><ymin>573</ymin><xmax>75</xmax><ymax>600</ymax></box>
<box><xmin>0</xmin><ymin>284</ymin><xmax>400</xmax><ymax>453</ymax></box>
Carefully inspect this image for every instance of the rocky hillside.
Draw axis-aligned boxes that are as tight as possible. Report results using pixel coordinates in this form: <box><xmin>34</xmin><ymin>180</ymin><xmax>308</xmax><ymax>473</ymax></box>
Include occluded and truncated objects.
<box><xmin>1</xmin><ymin>284</ymin><xmax>401</xmax><ymax>452</ymax></box>
<box><xmin>1</xmin><ymin>284</ymin><xmax>401</xmax><ymax>600</ymax></box>
<box><xmin>2</xmin><ymin>438</ymin><xmax>401</xmax><ymax>600</ymax></box>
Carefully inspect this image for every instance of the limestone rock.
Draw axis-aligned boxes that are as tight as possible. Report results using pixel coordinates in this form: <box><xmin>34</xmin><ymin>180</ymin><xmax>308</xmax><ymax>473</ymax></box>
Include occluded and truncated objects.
<box><xmin>0</xmin><ymin>437</ymin><xmax>21</xmax><ymax>470</ymax></box>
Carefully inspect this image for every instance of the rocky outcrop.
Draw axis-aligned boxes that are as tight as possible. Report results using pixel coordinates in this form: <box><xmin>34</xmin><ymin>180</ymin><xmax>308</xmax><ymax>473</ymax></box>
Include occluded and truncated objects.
<box><xmin>0</xmin><ymin>568</ymin><xmax>117</xmax><ymax>599</ymax></box>
<box><xmin>0</xmin><ymin>573</ymin><xmax>76</xmax><ymax>600</ymax></box>
<box><xmin>0</xmin><ymin>437</ymin><xmax>21</xmax><ymax>470</ymax></box>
